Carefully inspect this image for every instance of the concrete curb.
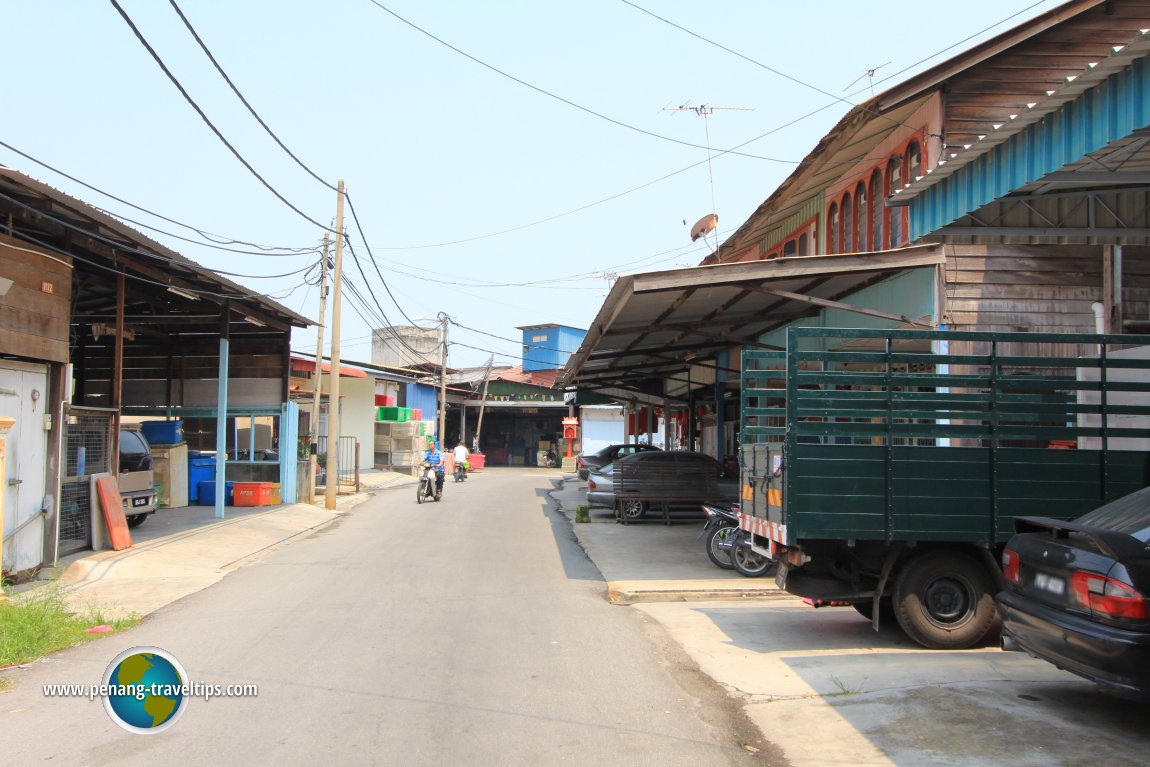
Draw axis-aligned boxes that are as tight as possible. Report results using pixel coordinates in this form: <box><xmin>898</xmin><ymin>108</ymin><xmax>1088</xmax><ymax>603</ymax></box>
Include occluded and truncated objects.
<box><xmin>549</xmin><ymin>477</ymin><xmax>785</xmax><ymax>603</ymax></box>
<box><xmin>607</xmin><ymin>582</ymin><xmax>788</xmax><ymax>604</ymax></box>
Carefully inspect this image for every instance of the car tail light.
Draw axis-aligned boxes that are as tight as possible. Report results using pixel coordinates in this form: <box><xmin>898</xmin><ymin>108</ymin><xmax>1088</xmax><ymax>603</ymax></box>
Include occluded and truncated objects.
<box><xmin>1002</xmin><ymin>548</ymin><xmax>1020</xmax><ymax>585</ymax></box>
<box><xmin>577</xmin><ymin>458</ymin><xmax>584</xmax><ymax>469</ymax></box>
<box><xmin>1071</xmin><ymin>571</ymin><xmax>1149</xmax><ymax>621</ymax></box>
<box><xmin>587</xmin><ymin>479</ymin><xmax>596</xmax><ymax>490</ymax></box>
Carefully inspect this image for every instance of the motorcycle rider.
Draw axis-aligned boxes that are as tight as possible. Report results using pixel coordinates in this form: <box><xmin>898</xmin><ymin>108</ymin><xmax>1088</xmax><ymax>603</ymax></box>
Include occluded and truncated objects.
<box><xmin>423</xmin><ymin>441</ymin><xmax>446</xmax><ymax>497</ymax></box>
<box><xmin>453</xmin><ymin>440</ymin><xmax>470</xmax><ymax>478</ymax></box>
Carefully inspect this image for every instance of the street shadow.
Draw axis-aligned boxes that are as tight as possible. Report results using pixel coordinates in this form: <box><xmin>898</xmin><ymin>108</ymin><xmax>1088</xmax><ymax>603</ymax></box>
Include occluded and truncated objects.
<box><xmin>131</xmin><ymin>505</ymin><xmax>273</xmax><ymax>545</ymax></box>
<box><xmin>692</xmin><ymin>602</ymin><xmax>1150</xmax><ymax>764</ymax></box>
<box><xmin>535</xmin><ymin>480</ymin><xmax>604</xmax><ymax>584</ymax></box>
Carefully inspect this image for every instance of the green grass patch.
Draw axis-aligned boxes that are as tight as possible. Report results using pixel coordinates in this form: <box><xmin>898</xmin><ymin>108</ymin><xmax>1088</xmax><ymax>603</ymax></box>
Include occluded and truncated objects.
<box><xmin>0</xmin><ymin>586</ymin><xmax>140</xmax><ymax>671</ymax></box>
<box><xmin>827</xmin><ymin>675</ymin><xmax>865</xmax><ymax>697</ymax></box>
<box><xmin>575</xmin><ymin>504</ymin><xmax>590</xmax><ymax>523</ymax></box>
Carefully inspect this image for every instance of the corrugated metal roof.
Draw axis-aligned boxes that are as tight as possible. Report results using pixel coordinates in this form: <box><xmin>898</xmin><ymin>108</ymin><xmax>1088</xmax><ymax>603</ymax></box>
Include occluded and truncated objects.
<box><xmin>0</xmin><ymin>166</ymin><xmax>313</xmax><ymax>329</ymax></box>
<box><xmin>713</xmin><ymin>0</ymin><xmax>1150</xmax><ymax>261</ymax></box>
<box><xmin>560</xmin><ymin>246</ymin><xmax>946</xmax><ymax>394</ymax></box>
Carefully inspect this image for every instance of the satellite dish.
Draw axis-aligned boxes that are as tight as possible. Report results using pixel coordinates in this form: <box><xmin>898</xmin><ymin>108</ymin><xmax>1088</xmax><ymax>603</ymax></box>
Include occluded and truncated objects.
<box><xmin>690</xmin><ymin>213</ymin><xmax>718</xmax><ymax>242</ymax></box>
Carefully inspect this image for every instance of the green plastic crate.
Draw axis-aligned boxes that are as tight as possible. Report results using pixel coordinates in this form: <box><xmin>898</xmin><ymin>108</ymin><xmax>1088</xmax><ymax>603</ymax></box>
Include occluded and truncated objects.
<box><xmin>376</xmin><ymin>406</ymin><xmax>406</xmax><ymax>422</ymax></box>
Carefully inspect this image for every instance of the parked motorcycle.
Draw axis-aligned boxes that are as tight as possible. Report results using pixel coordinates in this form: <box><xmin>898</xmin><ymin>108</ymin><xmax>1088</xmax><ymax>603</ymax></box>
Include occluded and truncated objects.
<box><xmin>543</xmin><ymin>448</ymin><xmax>558</xmax><ymax>468</ymax></box>
<box><xmin>700</xmin><ymin>503</ymin><xmax>740</xmax><ymax>570</ymax></box>
<box><xmin>417</xmin><ymin>461</ymin><xmax>441</xmax><ymax>503</ymax></box>
<box><xmin>730</xmin><ymin>529</ymin><xmax>774</xmax><ymax>577</ymax></box>
<box><xmin>453</xmin><ymin>460</ymin><xmax>468</xmax><ymax>482</ymax></box>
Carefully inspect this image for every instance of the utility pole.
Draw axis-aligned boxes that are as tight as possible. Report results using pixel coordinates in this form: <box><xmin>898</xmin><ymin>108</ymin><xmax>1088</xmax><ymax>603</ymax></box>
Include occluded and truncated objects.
<box><xmin>473</xmin><ymin>354</ymin><xmax>494</xmax><ymax>453</ymax></box>
<box><xmin>307</xmin><ymin>233</ymin><xmax>330</xmax><ymax>504</ymax></box>
<box><xmin>437</xmin><ymin>312</ymin><xmax>449</xmax><ymax>448</ymax></box>
<box><xmin>325</xmin><ymin>181</ymin><xmax>345</xmax><ymax>510</ymax></box>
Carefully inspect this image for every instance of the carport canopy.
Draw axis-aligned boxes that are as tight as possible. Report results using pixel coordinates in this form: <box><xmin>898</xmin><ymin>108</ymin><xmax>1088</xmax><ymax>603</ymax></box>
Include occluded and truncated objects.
<box><xmin>559</xmin><ymin>245</ymin><xmax>946</xmax><ymax>402</ymax></box>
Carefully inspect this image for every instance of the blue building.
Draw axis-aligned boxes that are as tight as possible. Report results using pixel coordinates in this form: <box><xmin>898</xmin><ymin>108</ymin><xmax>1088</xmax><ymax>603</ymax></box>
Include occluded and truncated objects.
<box><xmin>518</xmin><ymin>324</ymin><xmax>586</xmax><ymax>372</ymax></box>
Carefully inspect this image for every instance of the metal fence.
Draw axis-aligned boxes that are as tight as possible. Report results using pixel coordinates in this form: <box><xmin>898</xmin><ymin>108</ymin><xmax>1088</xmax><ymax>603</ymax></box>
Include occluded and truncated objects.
<box><xmin>316</xmin><ymin>435</ymin><xmax>359</xmax><ymax>493</ymax></box>
<box><xmin>59</xmin><ymin>406</ymin><xmax>116</xmax><ymax>556</ymax></box>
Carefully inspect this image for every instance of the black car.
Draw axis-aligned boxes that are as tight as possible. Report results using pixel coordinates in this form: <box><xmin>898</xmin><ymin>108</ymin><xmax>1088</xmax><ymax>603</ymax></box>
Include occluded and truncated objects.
<box><xmin>997</xmin><ymin>486</ymin><xmax>1150</xmax><ymax>699</ymax></box>
<box><xmin>585</xmin><ymin>450</ymin><xmax>737</xmax><ymax>521</ymax></box>
<box><xmin>575</xmin><ymin>443</ymin><xmax>660</xmax><ymax>480</ymax></box>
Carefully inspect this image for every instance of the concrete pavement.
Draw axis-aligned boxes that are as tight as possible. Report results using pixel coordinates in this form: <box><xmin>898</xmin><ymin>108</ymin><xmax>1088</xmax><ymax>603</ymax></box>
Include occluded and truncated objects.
<box><xmin>49</xmin><ymin>469</ymin><xmax>417</xmax><ymax>618</ymax></box>
<box><xmin>550</xmin><ymin>474</ymin><xmax>1150</xmax><ymax>767</ymax></box>
<box><xmin>21</xmin><ymin>468</ymin><xmax>1150</xmax><ymax>765</ymax></box>
<box><xmin>547</xmin><ymin>474</ymin><xmax>783</xmax><ymax>603</ymax></box>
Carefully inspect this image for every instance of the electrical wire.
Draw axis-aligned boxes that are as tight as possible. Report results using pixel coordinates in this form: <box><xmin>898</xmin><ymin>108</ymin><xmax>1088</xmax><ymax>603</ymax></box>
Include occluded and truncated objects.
<box><xmin>621</xmin><ymin>0</ymin><xmax>910</xmax><ymax>135</ymax></box>
<box><xmin>363</xmin><ymin>0</ymin><xmax>793</xmax><ymax>164</ymax></box>
<box><xmin>108</xmin><ymin>0</ymin><xmax>335</xmax><ymax>233</ymax></box>
<box><xmin>340</xmin><ymin>276</ymin><xmax>441</xmax><ymax>368</ymax></box>
<box><xmin>0</xmin><ymin>188</ymin><xmax>321</xmax><ymax>282</ymax></box>
<box><xmin>10</xmin><ymin>226</ymin><xmax>290</xmax><ymax>303</ymax></box>
<box><xmin>341</xmin><ymin>242</ymin><xmax>436</xmax><ymax>360</ymax></box>
<box><xmin>166</xmin><ymin>0</ymin><xmax>340</xmax><ymax>194</ymax></box>
<box><xmin>0</xmin><ymin>141</ymin><xmax>317</xmax><ymax>255</ymax></box>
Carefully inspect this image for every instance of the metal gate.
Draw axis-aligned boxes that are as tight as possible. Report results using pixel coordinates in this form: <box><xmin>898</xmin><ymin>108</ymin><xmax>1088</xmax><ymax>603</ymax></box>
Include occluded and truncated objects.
<box><xmin>316</xmin><ymin>435</ymin><xmax>360</xmax><ymax>493</ymax></box>
<box><xmin>58</xmin><ymin>406</ymin><xmax>116</xmax><ymax>556</ymax></box>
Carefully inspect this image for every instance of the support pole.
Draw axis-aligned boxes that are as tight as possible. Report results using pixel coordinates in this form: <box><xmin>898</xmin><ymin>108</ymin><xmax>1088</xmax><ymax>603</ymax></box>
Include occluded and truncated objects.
<box><xmin>326</xmin><ymin>181</ymin><xmax>345</xmax><ymax>510</ymax></box>
<box><xmin>473</xmin><ymin>355</ymin><xmax>493</xmax><ymax>453</ymax></box>
<box><xmin>309</xmin><ymin>234</ymin><xmax>330</xmax><ymax>504</ymax></box>
<box><xmin>112</xmin><ymin>274</ymin><xmax>125</xmax><ymax>469</ymax></box>
<box><xmin>215</xmin><ymin>337</ymin><xmax>229</xmax><ymax>519</ymax></box>
<box><xmin>437</xmin><ymin>313</ymin><xmax>449</xmax><ymax>447</ymax></box>
<box><xmin>0</xmin><ymin>416</ymin><xmax>14</xmax><ymax>601</ymax></box>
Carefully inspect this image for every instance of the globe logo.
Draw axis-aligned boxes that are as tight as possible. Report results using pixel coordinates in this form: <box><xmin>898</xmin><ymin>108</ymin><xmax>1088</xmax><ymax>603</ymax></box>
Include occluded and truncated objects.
<box><xmin>101</xmin><ymin>646</ymin><xmax>189</xmax><ymax>734</ymax></box>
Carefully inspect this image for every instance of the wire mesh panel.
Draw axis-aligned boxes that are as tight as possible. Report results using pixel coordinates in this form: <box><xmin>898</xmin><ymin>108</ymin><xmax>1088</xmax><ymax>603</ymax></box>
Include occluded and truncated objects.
<box><xmin>59</xmin><ymin>406</ymin><xmax>116</xmax><ymax>556</ymax></box>
<box><xmin>316</xmin><ymin>435</ymin><xmax>359</xmax><ymax>492</ymax></box>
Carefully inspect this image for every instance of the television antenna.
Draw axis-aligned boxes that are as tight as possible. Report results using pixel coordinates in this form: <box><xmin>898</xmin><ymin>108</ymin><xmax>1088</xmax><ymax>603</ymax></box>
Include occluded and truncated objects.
<box><xmin>844</xmin><ymin>62</ymin><xmax>890</xmax><ymax>97</ymax></box>
<box><xmin>664</xmin><ymin>103</ymin><xmax>753</xmax><ymax>254</ymax></box>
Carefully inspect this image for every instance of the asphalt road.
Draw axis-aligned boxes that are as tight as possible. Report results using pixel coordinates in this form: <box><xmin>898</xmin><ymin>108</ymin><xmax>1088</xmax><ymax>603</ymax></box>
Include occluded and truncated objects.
<box><xmin>1</xmin><ymin>470</ymin><xmax>766</xmax><ymax>766</ymax></box>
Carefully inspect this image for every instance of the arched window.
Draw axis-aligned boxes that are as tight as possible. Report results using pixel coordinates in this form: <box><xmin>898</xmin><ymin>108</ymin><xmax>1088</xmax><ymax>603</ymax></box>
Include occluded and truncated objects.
<box><xmin>870</xmin><ymin>171</ymin><xmax>882</xmax><ymax>250</ymax></box>
<box><xmin>907</xmin><ymin>141</ymin><xmax>922</xmax><ymax>184</ymax></box>
<box><xmin>842</xmin><ymin>193</ymin><xmax>853</xmax><ymax>252</ymax></box>
<box><xmin>798</xmin><ymin>232</ymin><xmax>808</xmax><ymax>257</ymax></box>
<box><xmin>886</xmin><ymin>157</ymin><xmax>903</xmax><ymax>248</ymax></box>
<box><xmin>828</xmin><ymin>203</ymin><xmax>839</xmax><ymax>253</ymax></box>
<box><xmin>855</xmin><ymin>182</ymin><xmax>868</xmax><ymax>251</ymax></box>
<box><xmin>783</xmin><ymin>239</ymin><xmax>797</xmax><ymax>258</ymax></box>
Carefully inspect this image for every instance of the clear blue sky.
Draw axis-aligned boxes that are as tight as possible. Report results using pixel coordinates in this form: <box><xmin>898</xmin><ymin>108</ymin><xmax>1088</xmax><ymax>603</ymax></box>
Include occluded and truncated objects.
<box><xmin>2</xmin><ymin>1</ymin><xmax>1065</xmax><ymax>368</ymax></box>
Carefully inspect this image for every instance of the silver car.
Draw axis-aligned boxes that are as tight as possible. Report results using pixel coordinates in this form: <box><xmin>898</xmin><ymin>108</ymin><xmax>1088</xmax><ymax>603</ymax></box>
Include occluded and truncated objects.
<box><xmin>576</xmin><ymin>443</ymin><xmax>660</xmax><ymax>480</ymax></box>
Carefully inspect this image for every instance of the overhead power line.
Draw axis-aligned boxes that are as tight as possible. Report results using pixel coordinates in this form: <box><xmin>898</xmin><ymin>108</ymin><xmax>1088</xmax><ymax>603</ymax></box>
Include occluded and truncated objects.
<box><xmin>108</xmin><ymin>0</ymin><xmax>334</xmax><ymax>233</ymax></box>
<box><xmin>363</xmin><ymin>0</ymin><xmax>793</xmax><ymax>164</ymax></box>
<box><xmin>166</xmin><ymin>0</ymin><xmax>341</xmax><ymax>194</ymax></box>
<box><xmin>0</xmin><ymin>140</ymin><xmax>316</xmax><ymax>255</ymax></box>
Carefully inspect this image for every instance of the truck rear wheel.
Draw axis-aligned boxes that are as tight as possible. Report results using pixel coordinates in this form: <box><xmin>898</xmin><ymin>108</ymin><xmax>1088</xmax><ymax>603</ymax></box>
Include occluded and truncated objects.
<box><xmin>892</xmin><ymin>551</ymin><xmax>997</xmax><ymax>650</ymax></box>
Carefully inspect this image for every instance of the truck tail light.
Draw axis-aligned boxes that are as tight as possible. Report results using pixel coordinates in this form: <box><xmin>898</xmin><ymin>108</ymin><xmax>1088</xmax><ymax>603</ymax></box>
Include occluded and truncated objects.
<box><xmin>1071</xmin><ymin>571</ymin><xmax>1149</xmax><ymax>621</ymax></box>
<box><xmin>1002</xmin><ymin>548</ymin><xmax>1020</xmax><ymax>585</ymax></box>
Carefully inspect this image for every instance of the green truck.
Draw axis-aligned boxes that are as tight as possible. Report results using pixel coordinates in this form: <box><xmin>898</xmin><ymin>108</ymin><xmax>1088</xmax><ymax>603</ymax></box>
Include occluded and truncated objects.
<box><xmin>739</xmin><ymin>327</ymin><xmax>1150</xmax><ymax>649</ymax></box>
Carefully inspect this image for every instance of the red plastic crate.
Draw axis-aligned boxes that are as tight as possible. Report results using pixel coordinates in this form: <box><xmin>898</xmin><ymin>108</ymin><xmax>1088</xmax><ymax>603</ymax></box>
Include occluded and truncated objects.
<box><xmin>233</xmin><ymin>481</ymin><xmax>275</xmax><ymax>506</ymax></box>
<box><xmin>411</xmin><ymin>408</ymin><xmax>422</xmax><ymax>421</ymax></box>
<box><xmin>375</xmin><ymin>394</ymin><xmax>397</xmax><ymax>407</ymax></box>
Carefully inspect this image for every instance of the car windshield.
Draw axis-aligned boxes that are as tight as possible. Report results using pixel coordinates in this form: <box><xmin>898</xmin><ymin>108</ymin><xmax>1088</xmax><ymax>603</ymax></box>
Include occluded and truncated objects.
<box><xmin>1074</xmin><ymin>485</ymin><xmax>1150</xmax><ymax>542</ymax></box>
<box><xmin>120</xmin><ymin>430</ymin><xmax>148</xmax><ymax>456</ymax></box>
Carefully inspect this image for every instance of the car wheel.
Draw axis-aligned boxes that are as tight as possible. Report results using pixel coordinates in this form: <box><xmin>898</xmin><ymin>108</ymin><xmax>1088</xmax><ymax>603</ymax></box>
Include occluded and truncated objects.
<box><xmin>618</xmin><ymin>500</ymin><xmax>645</xmax><ymax>521</ymax></box>
<box><xmin>126</xmin><ymin>513</ymin><xmax>148</xmax><ymax>528</ymax></box>
<box><xmin>893</xmin><ymin>551</ymin><xmax>998</xmax><ymax>650</ymax></box>
<box><xmin>731</xmin><ymin>530</ymin><xmax>774</xmax><ymax>577</ymax></box>
<box><xmin>705</xmin><ymin>524</ymin><xmax>738</xmax><ymax>570</ymax></box>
